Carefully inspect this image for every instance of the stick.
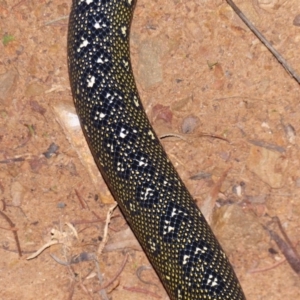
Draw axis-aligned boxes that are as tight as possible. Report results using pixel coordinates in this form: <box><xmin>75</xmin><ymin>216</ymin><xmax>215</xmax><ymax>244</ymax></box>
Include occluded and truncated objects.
<box><xmin>226</xmin><ymin>0</ymin><xmax>300</xmax><ymax>84</ymax></box>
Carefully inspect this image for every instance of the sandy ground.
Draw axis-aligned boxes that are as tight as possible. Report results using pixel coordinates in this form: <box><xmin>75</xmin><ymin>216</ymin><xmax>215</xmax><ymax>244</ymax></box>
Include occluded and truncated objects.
<box><xmin>1</xmin><ymin>0</ymin><xmax>300</xmax><ymax>299</ymax></box>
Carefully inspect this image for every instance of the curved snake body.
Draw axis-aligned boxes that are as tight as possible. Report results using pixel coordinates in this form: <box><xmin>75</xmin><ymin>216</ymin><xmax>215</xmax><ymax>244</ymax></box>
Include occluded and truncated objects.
<box><xmin>68</xmin><ymin>1</ymin><xmax>246</xmax><ymax>299</ymax></box>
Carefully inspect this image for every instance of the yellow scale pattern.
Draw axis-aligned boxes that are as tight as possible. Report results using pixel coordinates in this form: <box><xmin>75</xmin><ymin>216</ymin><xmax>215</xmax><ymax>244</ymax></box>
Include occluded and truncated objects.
<box><xmin>68</xmin><ymin>0</ymin><xmax>246</xmax><ymax>299</ymax></box>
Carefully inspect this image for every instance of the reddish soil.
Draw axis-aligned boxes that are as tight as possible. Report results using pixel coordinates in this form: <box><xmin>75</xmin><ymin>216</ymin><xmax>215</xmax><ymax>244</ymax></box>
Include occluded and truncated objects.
<box><xmin>1</xmin><ymin>0</ymin><xmax>300</xmax><ymax>299</ymax></box>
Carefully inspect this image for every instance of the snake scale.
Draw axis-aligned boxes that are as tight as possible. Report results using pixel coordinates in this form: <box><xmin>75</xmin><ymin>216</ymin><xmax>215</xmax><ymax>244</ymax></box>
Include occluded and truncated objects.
<box><xmin>68</xmin><ymin>0</ymin><xmax>246</xmax><ymax>299</ymax></box>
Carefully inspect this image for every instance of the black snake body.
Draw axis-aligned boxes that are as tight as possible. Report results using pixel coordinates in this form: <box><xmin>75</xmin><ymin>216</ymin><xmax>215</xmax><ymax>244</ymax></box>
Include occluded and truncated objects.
<box><xmin>68</xmin><ymin>0</ymin><xmax>246</xmax><ymax>299</ymax></box>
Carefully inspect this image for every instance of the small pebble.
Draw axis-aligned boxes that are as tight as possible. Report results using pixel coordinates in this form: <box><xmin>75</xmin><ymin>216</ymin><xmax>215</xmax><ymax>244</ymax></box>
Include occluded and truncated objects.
<box><xmin>295</xmin><ymin>177</ymin><xmax>300</xmax><ymax>188</ymax></box>
<box><xmin>11</xmin><ymin>181</ymin><xmax>25</xmax><ymax>206</ymax></box>
<box><xmin>181</xmin><ymin>115</ymin><xmax>199</xmax><ymax>134</ymax></box>
<box><xmin>232</xmin><ymin>184</ymin><xmax>243</xmax><ymax>197</ymax></box>
<box><xmin>57</xmin><ymin>202</ymin><xmax>66</xmax><ymax>208</ymax></box>
<box><xmin>293</xmin><ymin>14</ymin><xmax>300</xmax><ymax>27</ymax></box>
<box><xmin>43</xmin><ymin>143</ymin><xmax>59</xmax><ymax>158</ymax></box>
<box><xmin>284</xmin><ymin>123</ymin><xmax>296</xmax><ymax>144</ymax></box>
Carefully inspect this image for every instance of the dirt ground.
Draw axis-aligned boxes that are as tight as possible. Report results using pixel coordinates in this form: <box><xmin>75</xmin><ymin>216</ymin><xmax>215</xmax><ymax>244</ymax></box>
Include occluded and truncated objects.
<box><xmin>1</xmin><ymin>0</ymin><xmax>300</xmax><ymax>299</ymax></box>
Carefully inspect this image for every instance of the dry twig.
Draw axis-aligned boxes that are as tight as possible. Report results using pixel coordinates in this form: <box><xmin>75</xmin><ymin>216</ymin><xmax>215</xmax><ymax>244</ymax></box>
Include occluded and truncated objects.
<box><xmin>97</xmin><ymin>202</ymin><xmax>118</xmax><ymax>255</ymax></box>
<box><xmin>264</xmin><ymin>216</ymin><xmax>300</xmax><ymax>275</ymax></box>
<box><xmin>226</xmin><ymin>0</ymin><xmax>300</xmax><ymax>84</ymax></box>
<box><xmin>0</xmin><ymin>211</ymin><xmax>22</xmax><ymax>257</ymax></box>
<box><xmin>123</xmin><ymin>285</ymin><xmax>162</xmax><ymax>299</ymax></box>
<box><xmin>95</xmin><ymin>253</ymin><xmax>129</xmax><ymax>291</ymax></box>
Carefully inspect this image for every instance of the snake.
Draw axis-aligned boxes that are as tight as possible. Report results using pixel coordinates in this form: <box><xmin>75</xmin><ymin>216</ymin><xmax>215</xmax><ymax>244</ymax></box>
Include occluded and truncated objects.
<box><xmin>67</xmin><ymin>0</ymin><xmax>246</xmax><ymax>299</ymax></box>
